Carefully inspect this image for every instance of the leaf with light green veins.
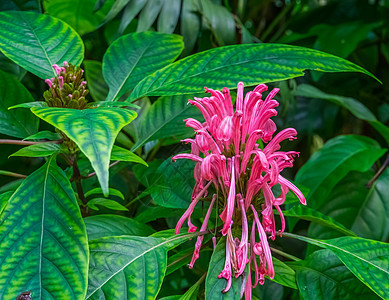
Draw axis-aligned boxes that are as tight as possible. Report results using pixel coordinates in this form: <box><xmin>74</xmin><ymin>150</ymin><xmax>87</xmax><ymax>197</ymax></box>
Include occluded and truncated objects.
<box><xmin>290</xmin><ymin>249</ymin><xmax>378</xmax><ymax>300</ymax></box>
<box><xmin>271</xmin><ymin>258</ymin><xmax>297</xmax><ymax>289</ymax></box>
<box><xmin>205</xmin><ymin>237</ymin><xmax>241</xmax><ymax>300</ymax></box>
<box><xmin>129</xmin><ymin>43</ymin><xmax>380</xmax><ymax>100</ymax></box>
<box><xmin>31</xmin><ymin>107</ymin><xmax>137</xmax><ymax>196</ymax></box>
<box><xmin>0</xmin><ymin>156</ymin><xmax>88</xmax><ymax>299</ymax></box>
<box><xmin>0</xmin><ymin>70</ymin><xmax>39</xmax><ymax>138</ymax></box>
<box><xmin>84</xmin><ymin>214</ymin><xmax>155</xmax><ymax>241</ymax></box>
<box><xmin>86</xmin><ymin>233</ymin><xmax>195</xmax><ymax>299</ymax></box>
<box><xmin>294</xmin><ymin>84</ymin><xmax>389</xmax><ymax>145</ymax></box>
<box><xmin>23</xmin><ymin>131</ymin><xmax>61</xmax><ymax>141</ymax></box>
<box><xmin>103</xmin><ymin>31</ymin><xmax>184</xmax><ymax>101</ymax></box>
<box><xmin>87</xmin><ymin>198</ymin><xmax>128</xmax><ymax>211</ymax></box>
<box><xmin>295</xmin><ymin>135</ymin><xmax>386</xmax><ymax>209</ymax></box>
<box><xmin>283</xmin><ymin>233</ymin><xmax>389</xmax><ymax>299</ymax></box>
<box><xmin>0</xmin><ymin>11</ymin><xmax>84</xmax><ymax>79</ymax></box>
<box><xmin>132</xmin><ymin>94</ymin><xmax>203</xmax><ymax>151</ymax></box>
<box><xmin>111</xmin><ymin>145</ymin><xmax>148</xmax><ymax>166</ymax></box>
<box><xmin>9</xmin><ymin>143</ymin><xmax>61</xmax><ymax>158</ymax></box>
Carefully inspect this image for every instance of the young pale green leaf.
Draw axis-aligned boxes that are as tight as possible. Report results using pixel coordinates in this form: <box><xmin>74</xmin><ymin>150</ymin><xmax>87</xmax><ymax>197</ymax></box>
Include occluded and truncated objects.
<box><xmin>84</xmin><ymin>214</ymin><xmax>155</xmax><ymax>241</ymax></box>
<box><xmin>290</xmin><ymin>249</ymin><xmax>378</xmax><ymax>300</ymax></box>
<box><xmin>136</xmin><ymin>0</ymin><xmax>164</xmax><ymax>31</ymax></box>
<box><xmin>86</xmin><ymin>233</ymin><xmax>196</xmax><ymax>299</ymax></box>
<box><xmin>0</xmin><ymin>70</ymin><xmax>39</xmax><ymax>138</ymax></box>
<box><xmin>295</xmin><ymin>135</ymin><xmax>386</xmax><ymax>209</ymax></box>
<box><xmin>0</xmin><ymin>11</ymin><xmax>84</xmax><ymax>79</ymax></box>
<box><xmin>129</xmin><ymin>43</ymin><xmax>380</xmax><ymax>100</ymax></box>
<box><xmin>23</xmin><ymin>131</ymin><xmax>61</xmax><ymax>141</ymax></box>
<box><xmin>101</xmin><ymin>0</ymin><xmax>131</xmax><ymax>25</ymax></box>
<box><xmin>283</xmin><ymin>233</ymin><xmax>389</xmax><ymax>299</ymax></box>
<box><xmin>295</xmin><ymin>84</ymin><xmax>389</xmax><ymax>145</ymax></box>
<box><xmin>0</xmin><ymin>157</ymin><xmax>88</xmax><ymax>299</ymax></box>
<box><xmin>282</xmin><ymin>205</ymin><xmax>356</xmax><ymax>236</ymax></box>
<box><xmin>44</xmin><ymin>0</ymin><xmax>114</xmax><ymax>36</ymax></box>
<box><xmin>87</xmin><ymin>198</ymin><xmax>128</xmax><ymax>211</ymax></box>
<box><xmin>117</xmin><ymin>0</ymin><xmax>147</xmax><ymax>35</ymax></box>
<box><xmin>85</xmin><ymin>187</ymin><xmax>124</xmax><ymax>200</ymax></box>
<box><xmin>111</xmin><ymin>145</ymin><xmax>148</xmax><ymax>166</ymax></box>
<box><xmin>9</xmin><ymin>102</ymin><xmax>48</xmax><ymax>109</ymax></box>
<box><xmin>31</xmin><ymin>107</ymin><xmax>137</xmax><ymax>196</ymax></box>
<box><xmin>9</xmin><ymin>143</ymin><xmax>61</xmax><ymax>158</ymax></box>
<box><xmin>83</xmin><ymin>60</ymin><xmax>109</xmax><ymax>102</ymax></box>
<box><xmin>132</xmin><ymin>94</ymin><xmax>203</xmax><ymax>150</ymax></box>
<box><xmin>103</xmin><ymin>31</ymin><xmax>184</xmax><ymax>101</ymax></box>
<box><xmin>205</xmin><ymin>237</ymin><xmax>241</xmax><ymax>299</ymax></box>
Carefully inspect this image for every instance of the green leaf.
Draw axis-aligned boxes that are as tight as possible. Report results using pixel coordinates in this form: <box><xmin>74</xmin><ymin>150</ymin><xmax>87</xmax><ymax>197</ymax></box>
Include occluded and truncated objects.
<box><xmin>181</xmin><ymin>0</ymin><xmax>200</xmax><ymax>55</ymax></box>
<box><xmin>0</xmin><ymin>70</ymin><xmax>39</xmax><ymax>138</ymax></box>
<box><xmin>283</xmin><ymin>233</ymin><xmax>389</xmax><ymax>299</ymax></box>
<box><xmin>294</xmin><ymin>84</ymin><xmax>389</xmax><ymax>145</ymax></box>
<box><xmin>103</xmin><ymin>31</ymin><xmax>184</xmax><ymax>101</ymax></box>
<box><xmin>9</xmin><ymin>101</ymin><xmax>48</xmax><ymax>110</ymax></box>
<box><xmin>136</xmin><ymin>0</ymin><xmax>164</xmax><ymax>31</ymax></box>
<box><xmin>0</xmin><ymin>157</ymin><xmax>88</xmax><ymax>299</ymax></box>
<box><xmin>181</xmin><ymin>273</ymin><xmax>206</xmax><ymax>300</ymax></box>
<box><xmin>9</xmin><ymin>143</ymin><xmax>61</xmax><ymax>158</ymax></box>
<box><xmin>309</xmin><ymin>169</ymin><xmax>389</xmax><ymax>242</ymax></box>
<box><xmin>23</xmin><ymin>131</ymin><xmax>61</xmax><ymax>141</ymax></box>
<box><xmin>295</xmin><ymin>135</ymin><xmax>386</xmax><ymax>209</ymax></box>
<box><xmin>31</xmin><ymin>107</ymin><xmax>137</xmax><ymax>196</ymax></box>
<box><xmin>85</xmin><ymin>187</ymin><xmax>124</xmax><ymax>200</ymax></box>
<box><xmin>88</xmin><ymin>100</ymin><xmax>140</xmax><ymax>109</ymax></box>
<box><xmin>290</xmin><ymin>249</ymin><xmax>378</xmax><ymax>300</ymax></box>
<box><xmin>84</xmin><ymin>214</ymin><xmax>155</xmax><ymax>240</ymax></box>
<box><xmin>83</xmin><ymin>60</ymin><xmax>109</xmax><ymax>103</ymax></box>
<box><xmin>0</xmin><ymin>11</ymin><xmax>84</xmax><ymax>79</ymax></box>
<box><xmin>205</xmin><ymin>237</ymin><xmax>241</xmax><ymax>300</ymax></box>
<box><xmin>132</xmin><ymin>94</ymin><xmax>203</xmax><ymax>150</ymax></box>
<box><xmin>0</xmin><ymin>0</ymin><xmax>41</xmax><ymax>12</ymax></box>
<box><xmin>111</xmin><ymin>145</ymin><xmax>148</xmax><ymax>166</ymax></box>
<box><xmin>271</xmin><ymin>257</ymin><xmax>297</xmax><ymax>289</ymax></box>
<box><xmin>282</xmin><ymin>205</ymin><xmax>357</xmax><ymax>236</ymax></box>
<box><xmin>86</xmin><ymin>233</ymin><xmax>195</xmax><ymax>299</ymax></box>
<box><xmin>129</xmin><ymin>43</ymin><xmax>380</xmax><ymax>100</ymax></box>
<box><xmin>157</xmin><ymin>0</ymin><xmax>181</xmax><ymax>33</ymax></box>
<box><xmin>101</xmin><ymin>0</ymin><xmax>131</xmax><ymax>25</ymax></box>
<box><xmin>87</xmin><ymin>198</ymin><xmax>128</xmax><ymax>211</ymax></box>
<box><xmin>117</xmin><ymin>0</ymin><xmax>147</xmax><ymax>35</ymax></box>
<box><xmin>0</xmin><ymin>191</ymin><xmax>13</xmax><ymax>215</ymax></box>
<box><xmin>0</xmin><ymin>52</ymin><xmax>26</xmax><ymax>80</ymax></box>
<box><xmin>44</xmin><ymin>0</ymin><xmax>114</xmax><ymax>36</ymax></box>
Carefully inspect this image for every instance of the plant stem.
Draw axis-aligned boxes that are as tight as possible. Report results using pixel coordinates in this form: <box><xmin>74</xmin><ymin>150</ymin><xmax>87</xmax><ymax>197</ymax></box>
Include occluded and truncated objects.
<box><xmin>72</xmin><ymin>156</ymin><xmax>87</xmax><ymax>215</ymax></box>
<box><xmin>0</xmin><ymin>171</ymin><xmax>27</xmax><ymax>179</ymax></box>
<box><xmin>270</xmin><ymin>247</ymin><xmax>301</xmax><ymax>261</ymax></box>
<box><xmin>367</xmin><ymin>154</ymin><xmax>389</xmax><ymax>188</ymax></box>
<box><xmin>0</xmin><ymin>139</ymin><xmax>62</xmax><ymax>145</ymax></box>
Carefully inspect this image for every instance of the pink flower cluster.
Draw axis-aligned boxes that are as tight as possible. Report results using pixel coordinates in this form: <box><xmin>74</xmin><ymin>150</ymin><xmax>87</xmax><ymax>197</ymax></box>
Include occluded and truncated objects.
<box><xmin>172</xmin><ymin>82</ymin><xmax>306</xmax><ymax>298</ymax></box>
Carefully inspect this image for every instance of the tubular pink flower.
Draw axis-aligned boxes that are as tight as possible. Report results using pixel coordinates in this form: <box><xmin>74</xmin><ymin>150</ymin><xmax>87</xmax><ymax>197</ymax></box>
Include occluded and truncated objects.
<box><xmin>172</xmin><ymin>82</ymin><xmax>305</xmax><ymax>297</ymax></box>
<box><xmin>52</xmin><ymin>64</ymin><xmax>61</xmax><ymax>75</ymax></box>
<box><xmin>58</xmin><ymin>76</ymin><xmax>64</xmax><ymax>89</ymax></box>
<box><xmin>45</xmin><ymin>79</ymin><xmax>53</xmax><ymax>88</ymax></box>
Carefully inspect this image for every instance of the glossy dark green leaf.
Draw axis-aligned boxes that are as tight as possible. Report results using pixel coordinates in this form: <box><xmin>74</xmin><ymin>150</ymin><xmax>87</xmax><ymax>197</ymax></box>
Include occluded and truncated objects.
<box><xmin>181</xmin><ymin>273</ymin><xmax>206</xmax><ymax>300</ymax></box>
<box><xmin>9</xmin><ymin>101</ymin><xmax>48</xmax><ymax>109</ymax></box>
<box><xmin>86</xmin><ymin>233</ymin><xmax>196</xmax><ymax>299</ymax></box>
<box><xmin>181</xmin><ymin>0</ymin><xmax>200</xmax><ymax>55</ymax></box>
<box><xmin>0</xmin><ymin>191</ymin><xmax>13</xmax><ymax>215</ymax></box>
<box><xmin>44</xmin><ymin>0</ymin><xmax>114</xmax><ymax>36</ymax></box>
<box><xmin>23</xmin><ymin>131</ymin><xmax>61</xmax><ymax>141</ymax></box>
<box><xmin>111</xmin><ymin>145</ymin><xmax>148</xmax><ymax>166</ymax></box>
<box><xmin>132</xmin><ymin>94</ymin><xmax>203</xmax><ymax>150</ymax></box>
<box><xmin>295</xmin><ymin>135</ymin><xmax>386</xmax><ymax>209</ymax></box>
<box><xmin>205</xmin><ymin>238</ymin><xmax>241</xmax><ymax>300</ymax></box>
<box><xmin>282</xmin><ymin>205</ymin><xmax>356</xmax><ymax>236</ymax></box>
<box><xmin>83</xmin><ymin>60</ymin><xmax>109</xmax><ymax>103</ymax></box>
<box><xmin>102</xmin><ymin>0</ymin><xmax>131</xmax><ymax>25</ymax></box>
<box><xmin>295</xmin><ymin>84</ymin><xmax>389</xmax><ymax>145</ymax></box>
<box><xmin>0</xmin><ymin>157</ymin><xmax>88</xmax><ymax>299</ymax></box>
<box><xmin>117</xmin><ymin>0</ymin><xmax>147</xmax><ymax>35</ymax></box>
<box><xmin>309</xmin><ymin>169</ymin><xmax>389</xmax><ymax>242</ymax></box>
<box><xmin>84</xmin><ymin>214</ymin><xmax>155</xmax><ymax>241</ymax></box>
<box><xmin>87</xmin><ymin>198</ymin><xmax>128</xmax><ymax>211</ymax></box>
<box><xmin>0</xmin><ymin>52</ymin><xmax>26</xmax><ymax>80</ymax></box>
<box><xmin>157</xmin><ymin>0</ymin><xmax>181</xmax><ymax>33</ymax></box>
<box><xmin>129</xmin><ymin>43</ymin><xmax>379</xmax><ymax>100</ymax></box>
<box><xmin>103</xmin><ymin>31</ymin><xmax>184</xmax><ymax>101</ymax></box>
<box><xmin>0</xmin><ymin>0</ymin><xmax>41</xmax><ymax>12</ymax></box>
<box><xmin>283</xmin><ymin>233</ymin><xmax>389</xmax><ymax>299</ymax></box>
<box><xmin>0</xmin><ymin>70</ymin><xmax>39</xmax><ymax>138</ymax></box>
<box><xmin>136</xmin><ymin>0</ymin><xmax>164</xmax><ymax>31</ymax></box>
<box><xmin>271</xmin><ymin>257</ymin><xmax>297</xmax><ymax>289</ymax></box>
<box><xmin>31</xmin><ymin>107</ymin><xmax>137</xmax><ymax>196</ymax></box>
<box><xmin>291</xmin><ymin>249</ymin><xmax>378</xmax><ymax>300</ymax></box>
<box><xmin>0</xmin><ymin>11</ymin><xmax>84</xmax><ymax>79</ymax></box>
<box><xmin>9</xmin><ymin>143</ymin><xmax>61</xmax><ymax>158</ymax></box>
